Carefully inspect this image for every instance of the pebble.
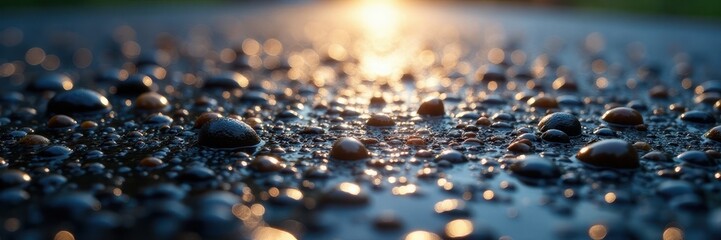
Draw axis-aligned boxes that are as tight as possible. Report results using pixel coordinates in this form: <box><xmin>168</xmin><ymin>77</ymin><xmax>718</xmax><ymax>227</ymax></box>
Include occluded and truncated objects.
<box><xmin>601</xmin><ymin>107</ymin><xmax>643</xmax><ymax>126</ymax></box>
<box><xmin>680</xmin><ymin>110</ymin><xmax>715</xmax><ymax>124</ymax></box>
<box><xmin>38</xmin><ymin>145</ymin><xmax>73</xmax><ymax>158</ymax></box>
<box><xmin>705</xmin><ymin>126</ymin><xmax>721</xmax><ymax>142</ymax></box>
<box><xmin>144</xmin><ymin>113</ymin><xmax>173</xmax><ymax>126</ymax></box>
<box><xmin>527</xmin><ymin>95</ymin><xmax>558</xmax><ymax>108</ymax></box>
<box><xmin>676</xmin><ymin>151</ymin><xmax>716</xmax><ymax>167</ymax></box>
<box><xmin>140</xmin><ymin>157</ymin><xmax>164</xmax><ymax>168</ymax></box>
<box><xmin>321</xmin><ymin>182</ymin><xmax>369</xmax><ymax>205</ymax></box>
<box><xmin>2</xmin><ymin>11</ymin><xmax>721</xmax><ymax>240</ymax></box>
<box><xmin>27</xmin><ymin>73</ymin><xmax>73</xmax><ymax>92</ymax></box>
<box><xmin>194</xmin><ymin>112</ymin><xmax>223</xmax><ymax>128</ymax></box>
<box><xmin>507</xmin><ymin>142</ymin><xmax>532</xmax><ymax>153</ymax></box>
<box><xmin>538</xmin><ymin>112</ymin><xmax>582</xmax><ymax>136</ymax></box>
<box><xmin>115</xmin><ymin>74</ymin><xmax>154</xmax><ymax>95</ymax></box>
<box><xmin>203</xmin><ymin>72</ymin><xmax>248</xmax><ymax>89</ymax></box>
<box><xmin>0</xmin><ymin>170</ymin><xmax>31</xmax><ymax>189</ymax></box>
<box><xmin>632</xmin><ymin>142</ymin><xmax>652</xmax><ymax>151</ymax></box>
<box><xmin>435</xmin><ymin>149</ymin><xmax>467</xmax><ymax>163</ymax></box>
<box><xmin>509</xmin><ymin>155</ymin><xmax>561</xmax><ymax>180</ymax></box>
<box><xmin>641</xmin><ymin>151</ymin><xmax>672</xmax><ymax>162</ymax></box>
<box><xmin>250</xmin><ymin>155</ymin><xmax>285</xmax><ymax>172</ymax></box>
<box><xmin>417</xmin><ymin>97</ymin><xmax>445</xmax><ymax>116</ymax></box>
<box><xmin>366</xmin><ymin>114</ymin><xmax>396</xmax><ymax>127</ymax></box>
<box><xmin>135</xmin><ymin>92</ymin><xmax>169</xmax><ymax>112</ymax></box>
<box><xmin>576</xmin><ymin>139</ymin><xmax>639</xmax><ymax>169</ymax></box>
<box><xmin>18</xmin><ymin>134</ymin><xmax>50</xmax><ymax>146</ymax></box>
<box><xmin>541</xmin><ymin>129</ymin><xmax>570</xmax><ymax>143</ymax></box>
<box><xmin>47</xmin><ymin>115</ymin><xmax>77</xmax><ymax>129</ymax></box>
<box><xmin>198</xmin><ymin>117</ymin><xmax>262</xmax><ymax>149</ymax></box>
<box><xmin>329</xmin><ymin>137</ymin><xmax>370</xmax><ymax>161</ymax></box>
<box><xmin>373</xmin><ymin>212</ymin><xmax>403</xmax><ymax>230</ymax></box>
<box><xmin>46</xmin><ymin>89</ymin><xmax>112</xmax><ymax>116</ymax></box>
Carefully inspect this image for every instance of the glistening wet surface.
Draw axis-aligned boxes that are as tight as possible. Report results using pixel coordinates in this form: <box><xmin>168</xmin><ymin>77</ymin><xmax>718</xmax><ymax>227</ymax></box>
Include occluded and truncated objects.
<box><xmin>1</xmin><ymin>2</ymin><xmax>721</xmax><ymax>240</ymax></box>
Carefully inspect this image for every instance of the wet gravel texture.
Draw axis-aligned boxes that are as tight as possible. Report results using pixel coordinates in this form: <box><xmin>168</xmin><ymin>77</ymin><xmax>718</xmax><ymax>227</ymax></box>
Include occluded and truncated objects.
<box><xmin>1</xmin><ymin>3</ymin><xmax>721</xmax><ymax>240</ymax></box>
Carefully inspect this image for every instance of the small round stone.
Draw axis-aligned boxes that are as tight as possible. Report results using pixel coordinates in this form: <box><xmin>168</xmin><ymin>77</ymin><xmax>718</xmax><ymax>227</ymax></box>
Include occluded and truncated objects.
<box><xmin>80</xmin><ymin>121</ymin><xmax>98</xmax><ymax>130</ymax></box>
<box><xmin>435</xmin><ymin>149</ymin><xmax>467</xmax><ymax>163</ymax></box>
<box><xmin>576</xmin><ymin>139</ymin><xmax>639</xmax><ymax>169</ymax></box>
<box><xmin>552</xmin><ymin>77</ymin><xmax>578</xmax><ymax>91</ymax></box>
<box><xmin>369</xmin><ymin>95</ymin><xmax>386</xmax><ymax>105</ymax></box>
<box><xmin>479</xmin><ymin>64</ymin><xmax>506</xmax><ymax>82</ymax></box>
<box><xmin>194</xmin><ymin>112</ymin><xmax>223</xmax><ymax>129</ymax></box>
<box><xmin>198</xmin><ymin>118</ymin><xmax>262</xmax><ymax>149</ymax></box>
<box><xmin>705</xmin><ymin>126</ymin><xmax>721</xmax><ymax>142</ymax></box>
<box><xmin>27</xmin><ymin>73</ymin><xmax>73</xmax><ymax>92</ymax></box>
<box><xmin>321</xmin><ymin>182</ymin><xmax>369</xmax><ymax>205</ymax></box>
<box><xmin>491</xmin><ymin>112</ymin><xmax>515</xmax><ymax>122</ymax></box>
<box><xmin>38</xmin><ymin>145</ymin><xmax>73</xmax><ymax>158</ymax></box>
<box><xmin>10</xmin><ymin>108</ymin><xmax>36</xmax><ymax>121</ymax></box>
<box><xmin>374</xmin><ymin>212</ymin><xmax>403</xmax><ymax>230</ymax></box>
<box><xmin>366</xmin><ymin>114</ymin><xmax>395</xmax><ymax>127</ymax></box>
<box><xmin>46</xmin><ymin>89</ymin><xmax>112</xmax><ymax>116</ymax></box>
<box><xmin>18</xmin><ymin>134</ymin><xmax>50</xmax><ymax>146</ymax></box>
<box><xmin>47</xmin><ymin>115</ymin><xmax>77</xmax><ymax>129</ymax></box>
<box><xmin>0</xmin><ymin>170</ymin><xmax>31</xmax><ymax>189</ymax></box>
<box><xmin>633</xmin><ymin>142</ymin><xmax>652</xmax><ymax>151</ymax></box>
<box><xmin>601</xmin><ymin>107</ymin><xmax>643</xmax><ymax>126</ymax></box>
<box><xmin>299</xmin><ymin>126</ymin><xmax>325</xmax><ymax>134</ymax></box>
<box><xmin>240</xmin><ymin>91</ymin><xmax>269</xmax><ymax>103</ymax></box>
<box><xmin>538</xmin><ymin>112</ymin><xmax>582</xmax><ymax>136</ymax></box>
<box><xmin>135</xmin><ymin>92</ymin><xmax>169</xmax><ymax>112</ymax></box>
<box><xmin>203</xmin><ymin>72</ymin><xmax>248</xmax><ymax>90</ymax></box>
<box><xmin>656</xmin><ymin>180</ymin><xmax>696</xmax><ymax>199</ymax></box>
<box><xmin>680</xmin><ymin>110</ymin><xmax>715</xmax><ymax>124</ymax></box>
<box><xmin>594</xmin><ymin>127</ymin><xmax>616</xmax><ymax>137</ymax></box>
<box><xmin>541</xmin><ymin>129</ymin><xmax>570</xmax><ymax>143</ymax></box>
<box><xmin>407</xmin><ymin>137</ymin><xmax>426</xmax><ymax>146</ymax></box>
<box><xmin>649</xmin><ymin>86</ymin><xmax>670</xmax><ymax>98</ymax></box>
<box><xmin>476</xmin><ymin>117</ymin><xmax>491</xmax><ymax>126</ymax></box>
<box><xmin>115</xmin><ymin>74</ymin><xmax>154</xmax><ymax>95</ymax></box>
<box><xmin>95</xmin><ymin>68</ymin><xmax>127</xmax><ymax>83</ymax></box>
<box><xmin>527</xmin><ymin>95</ymin><xmax>558</xmax><ymax>108</ymax></box>
<box><xmin>509</xmin><ymin>155</ymin><xmax>561</xmax><ymax>179</ymax></box>
<box><xmin>139</xmin><ymin>157</ymin><xmax>163</xmax><ymax>167</ymax></box>
<box><xmin>0</xmin><ymin>189</ymin><xmax>29</xmax><ymax>205</ymax></box>
<box><xmin>144</xmin><ymin>113</ymin><xmax>173</xmax><ymax>126</ymax></box>
<box><xmin>178</xmin><ymin>166</ymin><xmax>216</xmax><ymax>183</ymax></box>
<box><xmin>507</xmin><ymin>142</ymin><xmax>532</xmax><ymax>153</ymax></box>
<box><xmin>695</xmin><ymin>92</ymin><xmax>721</xmax><ymax>104</ymax></box>
<box><xmin>417</xmin><ymin>97</ymin><xmax>445</xmax><ymax>116</ymax></box>
<box><xmin>250</xmin><ymin>155</ymin><xmax>285</xmax><ymax>172</ymax></box>
<box><xmin>676</xmin><ymin>151</ymin><xmax>716</xmax><ymax>167</ymax></box>
<box><xmin>329</xmin><ymin>137</ymin><xmax>370</xmax><ymax>161</ymax></box>
<box><xmin>277</xmin><ymin>110</ymin><xmax>300</xmax><ymax>119</ymax></box>
<box><xmin>695</xmin><ymin>80</ymin><xmax>721</xmax><ymax>94</ymax></box>
<box><xmin>641</xmin><ymin>151</ymin><xmax>672</xmax><ymax>162</ymax></box>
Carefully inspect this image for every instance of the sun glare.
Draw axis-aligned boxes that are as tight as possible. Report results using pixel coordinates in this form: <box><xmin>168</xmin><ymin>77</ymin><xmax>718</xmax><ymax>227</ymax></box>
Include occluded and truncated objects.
<box><xmin>352</xmin><ymin>0</ymin><xmax>414</xmax><ymax>80</ymax></box>
<box><xmin>356</xmin><ymin>0</ymin><xmax>400</xmax><ymax>39</ymax></box>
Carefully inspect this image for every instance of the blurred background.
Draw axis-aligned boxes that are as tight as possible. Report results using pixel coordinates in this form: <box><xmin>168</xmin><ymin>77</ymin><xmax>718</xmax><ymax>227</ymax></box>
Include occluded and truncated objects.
<box><xmin>3</xmin><ymin>0</ymin><xmax>721</xmax><ymax>19</ymax></box>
